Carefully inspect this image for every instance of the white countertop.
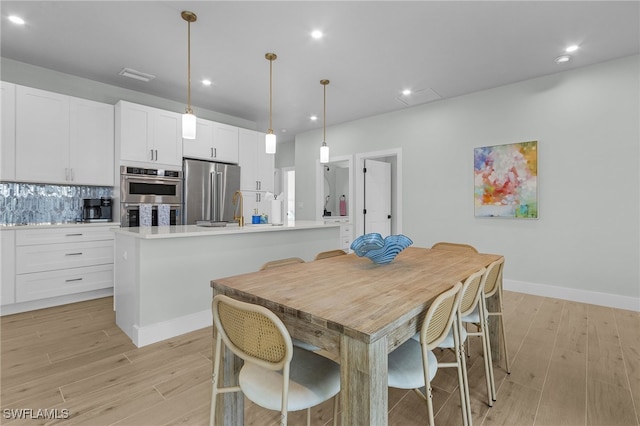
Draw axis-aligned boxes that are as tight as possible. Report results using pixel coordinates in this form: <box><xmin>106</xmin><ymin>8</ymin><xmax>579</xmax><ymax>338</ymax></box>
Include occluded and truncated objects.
<box><xmin>0</xmin><ymin>222</ymin><xmax>119</xmax><ymax>230</ymax></box>
<box><xmin>111</xmin><ymin>220</ymin><xmax>342</xmax><ymax>240</ymax></box>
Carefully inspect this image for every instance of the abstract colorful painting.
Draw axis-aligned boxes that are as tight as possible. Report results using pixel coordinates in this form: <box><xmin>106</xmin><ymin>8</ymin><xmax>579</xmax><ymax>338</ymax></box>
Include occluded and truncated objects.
<box><xmin>474</xmin><ymin>141</ymin><xmax>538</xmax><ymax>218</ymax></box>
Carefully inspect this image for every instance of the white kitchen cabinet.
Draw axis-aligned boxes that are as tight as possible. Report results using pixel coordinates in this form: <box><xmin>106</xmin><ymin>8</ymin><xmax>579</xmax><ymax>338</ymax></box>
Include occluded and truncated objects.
<box><xmin>14</xmin><ymin>85</ymin><xmax>114</xmax><ymax>186</ymax></box>
<box><xmin>117</xmin><ymin>101</ymin><xmax>182</xmax><ymax>168</ymax></box>
<box><xmin>1</xmin><ymin>82</ymin><xmax>16</xmax><ymax>181</ymax></box>
<box><xmin>241</xmin><ymin>191</ymin><xmax>266</xmax><ymax>222</ymax></box>
<box><xmin>1</xmin><ymin>230</ymin><xmax>16</xmax><ymax>305</ymax></box>
<box><xmin>11</xmin><ymin>225</ymin><xmax>114</xmax><ymax>305</ymax></box>
<box><xmin>324</xmin><ymin>217</ymin><xmax>353</xmax><ymax>251</ymax></box>
<box><xmin>15</xmin><ymin>85</ymin><xmax>69</xmax><ymax>183</ymax></box>
<box><xmin>239</xmin><ymin>128</ymin><xmax>274</xmax><ymax>192</ymax></box>
<box><xmin>69</xmin><ymin>98</ymin><xmax>114</xmax><ymax>186</ymax></box>
<box><xmin>183</xmin><ymin>118</ymin><xmax>239</xmax><ymax>164</ymax></box>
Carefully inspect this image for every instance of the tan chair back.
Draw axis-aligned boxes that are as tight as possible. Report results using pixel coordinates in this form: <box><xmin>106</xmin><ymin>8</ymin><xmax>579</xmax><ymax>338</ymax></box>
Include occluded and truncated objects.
<box><xmin>260</xmin><ymin>257</ymin><xmax>305</xmax><ymax>271</ymax></box>
<box><xmin>483</xmin><ymin>258</ymin><xmax>504</xmax><ymax>297</ymax></box>
<box><xmin>421</xmin><ymin>282</ymin><xmax>463</xmax><ymax>350</ymax></box>
<box><xmin>212</xmin><ymin>295</ymin><xmax>293</xmax><ymax>370</ymax></box>
<box><xmin>314</xmin><ymin>249</ymin><xmax>347</xmax><ymax>260</ymax></box>
<box><xmin>431</xmin><ymin>241</ymin><xmax>478</xmax><ymax>253</ymax></box>
<box><xmin>458</xmin><ymin>268</ymin><xmax>486</xmax><ymax>317</ymax></box>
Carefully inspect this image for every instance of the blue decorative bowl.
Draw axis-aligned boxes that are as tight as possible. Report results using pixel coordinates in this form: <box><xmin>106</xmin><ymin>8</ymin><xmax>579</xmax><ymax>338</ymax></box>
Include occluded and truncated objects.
<box><xmin>350</xmin><ymin>233</ymin><xmax>413</xmax><ymax>264</ymax></box>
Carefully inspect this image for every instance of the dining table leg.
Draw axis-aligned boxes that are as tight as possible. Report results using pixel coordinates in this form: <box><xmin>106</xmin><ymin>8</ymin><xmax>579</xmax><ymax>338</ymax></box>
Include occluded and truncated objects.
<box><xmin>340</xmin><ymin>335</ymin><xmax>388</xmax><ymax>426</ymax></box>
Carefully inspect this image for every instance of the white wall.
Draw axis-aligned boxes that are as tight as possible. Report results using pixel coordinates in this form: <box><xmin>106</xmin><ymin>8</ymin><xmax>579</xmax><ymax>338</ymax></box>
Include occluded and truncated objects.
<box><xmin>295</xmin><ymin>55</ymin><xmax>640</xmax><ymax>309</ymax></box>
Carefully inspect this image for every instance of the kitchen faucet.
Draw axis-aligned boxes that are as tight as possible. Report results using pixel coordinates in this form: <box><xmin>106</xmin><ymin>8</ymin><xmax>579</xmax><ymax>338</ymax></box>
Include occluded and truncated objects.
<box><xmin>232</xmin><ymin>190</ymin><xmax>244</xmax><ymax>227</ymax></box>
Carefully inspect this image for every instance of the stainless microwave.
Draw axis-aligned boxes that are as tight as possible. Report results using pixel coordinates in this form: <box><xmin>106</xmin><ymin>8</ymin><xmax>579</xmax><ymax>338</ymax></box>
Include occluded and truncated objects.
<box><xmin>120</xmin><ymin>166</ymin><xmax>182</xmax><ymax>205</ymax></box>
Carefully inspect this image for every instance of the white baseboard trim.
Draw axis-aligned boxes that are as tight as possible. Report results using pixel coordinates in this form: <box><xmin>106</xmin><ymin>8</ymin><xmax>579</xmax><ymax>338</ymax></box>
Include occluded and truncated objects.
<box><xmin>132</xmin><ymin>309</ymin><xmax>212</xmax><ymax>347</ymax></box>
<box><xmin>0</xmin><ymin>288</ymin><xmax>113</xmax><ymax>316</ymax></box>
<box><xmin>504</xmin><ymin>279</ymin><xmax>640</xmax><ymax>312</ymax></box>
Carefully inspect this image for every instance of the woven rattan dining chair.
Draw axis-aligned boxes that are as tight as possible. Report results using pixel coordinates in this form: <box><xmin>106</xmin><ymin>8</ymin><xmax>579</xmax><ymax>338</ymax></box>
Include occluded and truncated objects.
<box><xmin>260</xmin><ymin>257</ymin><xmax>305</xmax><ymax>270</ymax></box>
<box><xmin>462</xmin><ymin>257</ymin><xmax>510</xmax><ymax>403</ymax></box>
<box><xmin>258</xmin><ymin>257</ymin><xmax>319</xmax><ymax>352</ymax></box>
<box><xmin>434</xmin><ymin>268</ymin><xmax>493</xmax><ymax>408</ymax></box>
<box><xmin>387</xmin><ymin>282</ymin><xmax>469</xmax><ymax>426</ymax></box>
<box><xmin>431</xmin><ymin>241</ymin><xmax>479</xmax><ymax>253</ymax></box>
<box><xmin>210</xmin><ymin>295</ymin><xmax>340</xmax><ymax>426</ymax></box>
<box><xmin>314</xmin><ymin>249</ymin><xmax>347</xmax><ymax>260</ymax></box>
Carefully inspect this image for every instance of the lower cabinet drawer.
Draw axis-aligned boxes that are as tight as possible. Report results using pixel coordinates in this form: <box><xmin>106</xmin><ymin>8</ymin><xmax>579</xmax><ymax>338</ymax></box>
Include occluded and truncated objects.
<box><xmin>16</xmin><ymin>240</ymin><xmax>114</xmax><ymax>274</ymax></box>
<box><xmin>15</xmin><ymin>264</ymin><xmax>113</xmax><ymax>302</ymax></box>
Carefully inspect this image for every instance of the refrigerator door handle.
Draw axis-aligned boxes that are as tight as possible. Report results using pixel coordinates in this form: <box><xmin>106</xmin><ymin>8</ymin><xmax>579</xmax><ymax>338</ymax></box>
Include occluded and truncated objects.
<box><xmin>210</xmin><ymin>171</ymin><xmax>223</xmax><ymax>221</ymax></box>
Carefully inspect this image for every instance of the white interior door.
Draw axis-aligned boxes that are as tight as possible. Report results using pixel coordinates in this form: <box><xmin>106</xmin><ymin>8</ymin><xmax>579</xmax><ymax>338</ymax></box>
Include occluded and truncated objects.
<box><xmin>364</xmin><ymin>159</ymin><xmax>391</xmax><ymax>236</ymax></box>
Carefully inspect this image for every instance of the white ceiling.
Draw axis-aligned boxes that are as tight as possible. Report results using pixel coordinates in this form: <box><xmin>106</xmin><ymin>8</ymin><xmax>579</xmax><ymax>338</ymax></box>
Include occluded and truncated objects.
<box><xmin>2</xmin><ymin>1</ymin><xmax>639</xmax><ymax>145</ymax></box>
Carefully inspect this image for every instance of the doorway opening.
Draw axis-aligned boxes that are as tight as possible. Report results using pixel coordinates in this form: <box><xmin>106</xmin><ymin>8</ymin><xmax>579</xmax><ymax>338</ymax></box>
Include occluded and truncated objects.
<box><xmin>355</xmin><ymin>148</ymin><xmax>402</xmax><ymax>238</ymax></box>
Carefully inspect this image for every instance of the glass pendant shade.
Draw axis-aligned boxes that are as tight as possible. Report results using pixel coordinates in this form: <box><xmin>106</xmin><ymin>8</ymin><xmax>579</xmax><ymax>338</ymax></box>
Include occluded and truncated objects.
<box><xmin>320</xmin><ymin>143</ymin><xmax>329</xmax><ymax>163</ymax></box>
<box><xmin>182</xmin><ymin>112</ymin><xmax>196</xmax><ymax>139</ymax></box>
<box><xmin>265</xmin><ymin>132</ymin><xmax>276</xmax><ymax>154</ymax></box>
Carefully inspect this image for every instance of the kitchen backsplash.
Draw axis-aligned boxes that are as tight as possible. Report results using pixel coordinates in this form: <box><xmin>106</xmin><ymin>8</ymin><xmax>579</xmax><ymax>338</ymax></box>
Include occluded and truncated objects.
<box><xmin>0</xmin><ymin>182</ymin><xmax>112</xmax><ymax>225</ymax></box>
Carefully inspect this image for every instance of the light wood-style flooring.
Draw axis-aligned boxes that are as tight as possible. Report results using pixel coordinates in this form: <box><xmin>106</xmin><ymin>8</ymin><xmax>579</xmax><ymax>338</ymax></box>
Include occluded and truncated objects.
<box><xmin>1</xmin><ymin>291</ymin><xmax>638</xmax><ymax>425</ymax></box>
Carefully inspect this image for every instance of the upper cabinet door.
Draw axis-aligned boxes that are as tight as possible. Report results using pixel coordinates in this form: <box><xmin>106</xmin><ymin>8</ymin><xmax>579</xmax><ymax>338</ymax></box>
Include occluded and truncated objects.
<box><xmin>153</xmin><ymin>110</ymin><xmax>182</xmax><ymax>167</ymax></box>
<box><xmin>117</xmin><ymin>101</ymin><xmax>182</xmax><ymax>168</ymax></box>
<box><xmin>15</xmin><ymin>86</ymin><xmax>70</xmax><ymax>184</ymax></box>
<box><xmin>69</xmin><ymin>98</ymin><xmax>114</xmax><ymax>186</ymax></box>
<box><xmin>239</xmin><ymin>128</ymin><xmax>259</xmax><ymax>190</ymax></box>
<box><xmin>118</xmin><ymin>101</ymin><xmax>153</xmax><ymax>164</ymax></box>
<box><xmin>1</xmin><ymin>82</ymin><xmax>16</xmax><ymax>181</ymax></box>
<box><xmin>183</xmin><ymin>118</ymin><xmax>214</xmax><ymax>160</ymax></box>
<box><xmin>212</xmin><ymin>122</ymin><xmax>239</xmax><ymax>164</ymax></box>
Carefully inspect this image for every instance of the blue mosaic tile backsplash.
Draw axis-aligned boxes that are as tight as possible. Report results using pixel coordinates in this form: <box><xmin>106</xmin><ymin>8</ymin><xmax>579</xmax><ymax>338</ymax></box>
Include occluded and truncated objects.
<box><xmin>0</xmin><ymin>182</ymin><xmax>113</xmax><ymax>225</ymax></box>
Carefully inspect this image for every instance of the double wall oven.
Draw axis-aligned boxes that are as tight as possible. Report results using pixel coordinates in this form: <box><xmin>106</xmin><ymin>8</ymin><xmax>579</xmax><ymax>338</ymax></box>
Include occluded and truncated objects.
<box><xmin>120</xmin><ymin>166</ymin><xmax>182</xmax><ymax>227</ymax></box>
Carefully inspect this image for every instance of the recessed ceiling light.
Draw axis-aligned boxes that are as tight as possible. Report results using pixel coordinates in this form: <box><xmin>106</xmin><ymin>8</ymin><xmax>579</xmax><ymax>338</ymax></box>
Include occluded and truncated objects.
<box><xmin>565</xmin><ymin>44</ymin><xmax>579</xmax><ymax>53</ymax></box>
<box><xmin>8</xmin><ymin>15</ymin><xmax>25</xmax><ymax>25</ymax></box>
<box><xmin>554</xmin><ymin>55</ymin><xmax>571</xmax><ymax>64</ymax></box>
<box><xmin>402</xmin><ymin>89</ymin><xmax>411</xmax><ymax>96</ymax></box>
<box><xmin>202</xmin><ymin>79</ymin><xmax>212</xmax><ymax>86</ymax></box>
<box><xmin>311</xmin><ymin>30</ymin><xmax>323</xmax><ymax>39</ymax></box>
<box><xmin>310</xmin><ymin>115</ymin><xmax>318</xmax><ymax>121</ymax></box>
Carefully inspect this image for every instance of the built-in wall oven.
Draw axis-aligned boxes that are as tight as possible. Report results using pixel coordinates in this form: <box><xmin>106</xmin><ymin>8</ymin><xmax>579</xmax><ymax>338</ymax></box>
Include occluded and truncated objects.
<box><xmin>120</xmin><ymin>166</ymin><xmax>182</xmax><ymax>227</ymax></box>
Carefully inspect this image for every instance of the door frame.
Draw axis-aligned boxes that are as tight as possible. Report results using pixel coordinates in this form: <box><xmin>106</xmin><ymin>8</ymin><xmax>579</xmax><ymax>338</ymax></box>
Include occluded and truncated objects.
<box><xmin>355</xmin><ymin>148</ymin><xmax>403</xmax><ymax>238</ymax></box>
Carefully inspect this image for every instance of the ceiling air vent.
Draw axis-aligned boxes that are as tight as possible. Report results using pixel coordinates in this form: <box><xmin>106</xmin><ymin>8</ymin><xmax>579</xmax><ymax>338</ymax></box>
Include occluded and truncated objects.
<box><xmin>118</xmin><ymin>68</ymin><xmax>156</xmax><ymax>82</ymax></box>
<box><xmin>395</xmin><ymin>88</ymin><xmax>441</xmax><ymax>107</ymax></box>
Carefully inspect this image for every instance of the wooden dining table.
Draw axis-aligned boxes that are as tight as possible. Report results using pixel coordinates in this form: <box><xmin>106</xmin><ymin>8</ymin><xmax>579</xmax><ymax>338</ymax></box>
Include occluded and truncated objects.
<box><xmin>210</xmin><ymin>246</ymin><xmax>503</xmax><ymax>425</ymax></box>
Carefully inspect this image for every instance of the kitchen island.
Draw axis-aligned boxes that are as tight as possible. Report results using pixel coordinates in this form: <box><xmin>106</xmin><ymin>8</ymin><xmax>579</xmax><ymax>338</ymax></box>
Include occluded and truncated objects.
<box><xmin>112</xmin><ymin>221</ymin><xmax>342</xmax><ymax>347</ymax></box>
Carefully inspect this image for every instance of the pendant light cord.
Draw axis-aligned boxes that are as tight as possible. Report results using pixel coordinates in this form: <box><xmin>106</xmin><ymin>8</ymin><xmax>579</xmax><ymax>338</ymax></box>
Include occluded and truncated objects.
<box><xmin>187</xmin><ymin>20</ymin><xmax>192</xmax><ymax>114</ymax></box>
<box><xmin>269</xmin><ymin>58</ymin><xmax>273</xmax><ymax>132</ymax></box>
<box><xmin>320</xmin><ymin>79</ymin><xmax>329</xmax><ymax>146</ymax></box>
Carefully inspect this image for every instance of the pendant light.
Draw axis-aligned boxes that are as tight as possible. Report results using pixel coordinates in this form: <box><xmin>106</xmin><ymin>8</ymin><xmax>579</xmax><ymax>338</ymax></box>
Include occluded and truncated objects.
<box><xmin>181</xmin><ymin>11</ymin><xmax>197</xmax><ymax>140</ymax></box>
<box><xmin>320</xmin><ymin>79</ymin><xmax>330</xmax><ymax>164</ymax></box>
<box><xmin>265</xmin><ymin>53</ymin><xmax>277</xmax><ymax>154</ymax></box>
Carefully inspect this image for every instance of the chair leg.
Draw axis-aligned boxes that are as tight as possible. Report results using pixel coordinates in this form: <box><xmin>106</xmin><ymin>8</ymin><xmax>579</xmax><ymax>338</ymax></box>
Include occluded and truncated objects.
<box><xmin>499</xmin><ymin>313</ymin><xmax>511</xmax><ymax>374</ymax></box>
<box><xmin>481</xmin><ymin>313</ymin><xmax>496</xmax><ymax>404</ymax></box>
<box><xmin>453</xmin><ymin>317</ymin><xmax>470</xmax><ymax>426</ymax></box>
<box><xmin>425</xmin><ymin>377</ymin><xmax>436</xmax><ymax>426</ymax></box>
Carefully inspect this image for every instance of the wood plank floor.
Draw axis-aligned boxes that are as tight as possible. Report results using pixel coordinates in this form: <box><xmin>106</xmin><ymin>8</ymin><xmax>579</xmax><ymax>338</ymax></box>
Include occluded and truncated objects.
<box><xmin>1</xmin><ymin>291</ymin><xmax>638</xmax><ymax>425</ymax></box>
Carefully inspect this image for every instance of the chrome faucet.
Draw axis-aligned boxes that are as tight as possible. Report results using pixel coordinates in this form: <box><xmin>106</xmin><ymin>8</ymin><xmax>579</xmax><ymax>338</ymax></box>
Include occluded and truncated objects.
<box><xmin>232</xmin><ymin>190</ymin><xmax>244</xmax><ymax>227</ymax></box>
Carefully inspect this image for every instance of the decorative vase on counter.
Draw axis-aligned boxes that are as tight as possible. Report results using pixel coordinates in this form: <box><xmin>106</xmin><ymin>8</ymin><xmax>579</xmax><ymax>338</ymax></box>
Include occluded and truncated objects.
<box><xmin>350</xmin><ymin>233</ymin><xmax>413</xmax><ymax>264</ymax></box>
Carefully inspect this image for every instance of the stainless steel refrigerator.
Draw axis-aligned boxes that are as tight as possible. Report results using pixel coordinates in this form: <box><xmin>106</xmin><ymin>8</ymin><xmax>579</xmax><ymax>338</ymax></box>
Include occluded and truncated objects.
<box><xmin>183</xmin><ymin>158</ymin><xmax>241</xmax><ymax>225</ymax></box>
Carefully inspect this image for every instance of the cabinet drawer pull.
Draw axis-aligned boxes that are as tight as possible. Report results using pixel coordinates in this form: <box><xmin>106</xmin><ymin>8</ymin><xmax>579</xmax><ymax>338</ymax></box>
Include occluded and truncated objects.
<box><xmin>214</xmin><ymin>148</ymin><xmax>217</xmax><ymax>158</ymax></box>
<box><xmin>65</xmin><ymin>278</ymin><xmax>83</xmax><ymax>282</ymax></box>
<box><xmin>65</xmin><ymin>252</ymin><xmax>83</xmax><ymax>256</ymax></box>
<box><xmin>65</xmin><ymin>233</ymin><xmax>83</xmax><ymax>237</ymax></box>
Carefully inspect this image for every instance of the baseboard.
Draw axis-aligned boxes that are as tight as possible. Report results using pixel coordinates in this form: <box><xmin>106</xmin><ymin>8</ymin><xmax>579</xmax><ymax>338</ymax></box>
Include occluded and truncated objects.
<box><xmin>0</xmin><ymin>288</ymin><xmax>114</xmax><ymax>316</ymax></box>
<box><xmin>132</xmin><ymin>309</ymin><xmax>212</xmax><ymax>347</ymax></box>
<box><xmin>504</xmin><ymin>279</ymin><xmax>640</xmax><ymax>312</ymax></box>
